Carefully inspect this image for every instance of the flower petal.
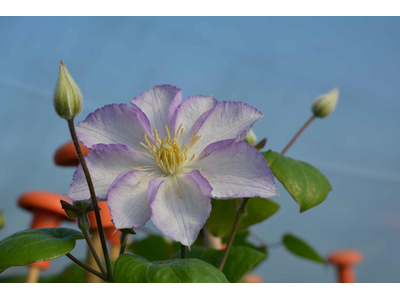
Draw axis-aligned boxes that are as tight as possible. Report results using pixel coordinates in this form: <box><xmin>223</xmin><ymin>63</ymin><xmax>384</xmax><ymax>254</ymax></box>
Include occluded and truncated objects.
<box><xmin>197</xmin><ymin>139</ymin><xmax>235</xmax><ymax>156</ymax></box>
<box><xmin>148</xmin><ymin>171</ymin><xmax>212</xmax><ymax>246</ymax></box>
<box><xmin>173</xmin><ymin>95</ymin><xmax>217</xmax><ymax>144</ymax></box>
<box><xmin>192</xmin><ymin>141</ymin><xmax>279</xmax><ymax>199</ymax></box>
<box><xmin>130</xmin><ymin>85</ymin><xmax>182</xmax><ymax>137</ymax></box>
<box><xmin>189</xmin><ymin>101</ymin><xmax>263</xmax><ymax>155</ymax></box>
<box><xmin>107</xmin><ymin>170</ymin><xmax>157</xmax><ymax>229</ymax></box>
<box><xmin>68</xmin><ymin>144</ymin><xmax>156</xmax><ymax>201</ymax></box>
<box><xmin>76</xmin><ymin>104</ymin><xmax>152</xmax><ymax>152</ymax></box>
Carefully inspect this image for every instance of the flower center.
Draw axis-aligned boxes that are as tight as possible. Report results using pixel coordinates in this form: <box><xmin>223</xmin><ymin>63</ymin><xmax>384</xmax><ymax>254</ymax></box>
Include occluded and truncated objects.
<box><xmin>138</xmin><ymin>124</ymin><xmax>201</xmax><ymax>175</ymax></box>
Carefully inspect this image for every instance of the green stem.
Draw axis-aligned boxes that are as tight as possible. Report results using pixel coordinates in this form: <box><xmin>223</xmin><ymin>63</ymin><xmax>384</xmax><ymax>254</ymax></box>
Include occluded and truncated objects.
<box><xmin>181</xmin><ymin>244</ymin><xmax>187</xmax><ymax>259</ymax></box>
<box><xmin>66</xmin><ymin>253</ymin><xmax>109</xmax><ymax>282</ymax></box>
<box><xmin>218</xmin><ymin>197</ymin><xmax>249</xmax><ymax>271</ymax></box>
<box><xmin>67</xmin><ymin>119</ymin><xmax>113</xmax><ymax>281</ymax></box>
<box><xmin>81</xmin><ymin>228</ymin><xmax>107</xmax><ymax>275</ymax></box>
<box><xmin>119</xmin><ymin>232</ymin><xmax>128</xmax><ymax>256</ymax></box>
<box><xmin>281</xmin><ymin>115</ymin><xmax>316</xmax><ymax>156</ymax></box>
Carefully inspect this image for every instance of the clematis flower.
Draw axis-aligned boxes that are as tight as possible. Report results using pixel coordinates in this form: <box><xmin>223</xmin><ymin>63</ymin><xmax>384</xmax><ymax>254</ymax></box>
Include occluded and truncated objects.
<box><xmin>68</xmin><ymin>85</ymin><xmax>279</xmax><ymax>246</ymax></box>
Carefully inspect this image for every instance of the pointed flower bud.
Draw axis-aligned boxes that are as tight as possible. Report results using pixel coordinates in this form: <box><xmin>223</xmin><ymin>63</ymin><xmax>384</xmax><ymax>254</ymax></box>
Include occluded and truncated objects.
<box><xmin>243</xmin><ymin>128</ymin><xmax>257</xmax><ymax>146</ymax></box>
<box><xmin>53</xmin><ymin>60</ymin><xmax>83</xmax><ymax>120</ymax></box>
<box><xmin>312</xmin><ymin>87</ymin><xmax>339</xmax><ymax>118</ymax></box>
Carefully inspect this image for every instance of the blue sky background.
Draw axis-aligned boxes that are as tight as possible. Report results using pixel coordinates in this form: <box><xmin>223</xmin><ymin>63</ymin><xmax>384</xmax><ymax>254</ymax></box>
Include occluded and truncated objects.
<box><xmin>0</xmin><ymin>17</ymin><xmax>399</xmax><ymax>282</ymax></box>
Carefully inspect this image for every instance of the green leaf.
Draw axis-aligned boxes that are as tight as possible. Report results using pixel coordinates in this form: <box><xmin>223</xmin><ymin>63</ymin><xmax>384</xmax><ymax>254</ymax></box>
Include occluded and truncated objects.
<box><xmin>129</xmin><ymin>235</ymin><xmax>171</xmax><ymax>261</ymax></box>
<box><xmin>171</xmin><ymin>241</ymin><xmax>181</xmax><ymax>254</ymax></box>
<box><xmin>0</xmin><ymin>228</ymin><xmax>83</xmax><ymax>270</ymax></box>
<box><xmin>0</xmin><ymin>275</ymin><xmax>25</xmax><ymax>283</ymax></box>
<box><xmin>222</xmin><ymin>231</ymin><xmax>249</xmax><ymax>245</ymax></box>
<box><xmin>262</xmin><ymin>150</ymin><xmax>332</xmax><ymax>212</ymax></box>
<box><xmin>113</xmin><ymin>254</ymin><xmax>228</xmax><ymax>283</ymax></box>
<box><xmin>222</xmin><ymin>232</ymin><xmax>268</xmax><ymax>258</ymax></box>
<box><xmin>173</xmin><ymin>246</ymin><xmax>266</xmax><ymax>283</ymax></box>
<box><xmin>283</xmin><ymin>234</ymin><xmax>325</xmax><ymax>263</ymax></box>
<box><xmin>206</xmin><ymin>197</ymin><xmax>280</xmax><ymax>237</ymax></box>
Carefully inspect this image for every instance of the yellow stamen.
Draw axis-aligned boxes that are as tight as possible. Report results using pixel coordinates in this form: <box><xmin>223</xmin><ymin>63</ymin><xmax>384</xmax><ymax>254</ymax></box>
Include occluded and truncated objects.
<box><xmin>132</xmin><ymin>167</ymin><xmax>145</xmax><ymax>171</ymax></box>
<box><xmin>136</xmin><ymin>124</ymin><xmax>202</xmax><ymax>175</ymax></box>
<box><xmin>198</xmin><ymin>152</ymin><xmax>208</xmax><ymax>161</ymax></box>
<box><xmin>139</xmin><ymin>173</ymin><xmax>151</xmax><ymax>183</ymax></box>
<box><xmin>143</xmin><ymin>133</ymin><xmax>151</xmax><ymax>146</ymax></box>
<box><xmin>188</xmin><ymin>154</ymin><xmax>196</xmax><ymax>163</ymax></box>
<box><xmin>176</xmin><ymin>123</ymin><xmax>183</xmax><ymax>135</ymax></box>
<box><xmin>153</xmin><ymin>130</ymin><xmax>159</xmax><ymax>146</ymax></box>
<box><xmin>176</xmin><ymin>186</ymin><xmax>182</xmax><ymax>198</ymax></box>
<box><xmin>139</xmin><ymin>142</ymin><xmax>149</xmax><ymax>149</ymax></box>
<box><xmin>165</xmin><ymin>125</ymin><xmax>171</xmax><ymax>140</ymax></box>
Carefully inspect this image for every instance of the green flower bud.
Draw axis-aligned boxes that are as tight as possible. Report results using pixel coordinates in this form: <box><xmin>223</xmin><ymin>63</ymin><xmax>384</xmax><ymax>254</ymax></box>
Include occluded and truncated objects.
<box><xmin>77</xmin><ymin>213</ymin><xmax>90</xmax><ymax>232</ymax></box>
<box><xmin>0</xmin><ymin>210</ymin><xmax>5</xmax><ymax>229</ymax></box>
<box><xmin>60</xmin><ymin>200</ymin><xmax>79</xmax><ymax>219</ymax></box>
<box><xmin>53</xmin><ymin>60</ymin><xmax>83</xmax><ymax>120</ymax></box>
<box><xmin>243</xmin><ymin>128</ymin><xmax>257</xmax><ymax>146</ymax></box>
<box><xmin>312</xmin><ymin>87</ymin><xmax>339</xmax><ymax>118</ymax></box>
<box><xmin>60</xmin><ymin>200</ymin><xmax>94</xmax><ymax>219</ymax></box>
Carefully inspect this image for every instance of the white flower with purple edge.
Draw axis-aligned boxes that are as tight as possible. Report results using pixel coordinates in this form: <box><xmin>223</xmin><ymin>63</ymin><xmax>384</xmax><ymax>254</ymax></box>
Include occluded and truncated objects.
<box><xmin>68</xmin><ymin>85</ymin><xmax>279</xmax><ymax>246</ymax></box>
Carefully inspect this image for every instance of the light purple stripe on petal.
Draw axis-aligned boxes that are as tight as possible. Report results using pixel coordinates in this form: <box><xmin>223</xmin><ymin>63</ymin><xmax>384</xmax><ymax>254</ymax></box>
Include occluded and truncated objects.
<box><xmin>131</xmin><ymin>104</ymin><xmax>154</xmax><ymax>139</ymax></box>
<box><xmin>130</xmin><ymin>85</ymin><xmax>182</xmax><ymax>137</ymax></box>
<box><xmin>192</xmin><ymin>141</ymin><xmax>279</xmax><ymax>199</ymax></box>
<box><xmin>147</xmin><ymin>177</ymin><xmax>166</xmax><ymax>207</ymax></box>
<box><xmin>68</xmin><ymin>143</ymin><xmax>156</xmax><ymax>201</ymax></box>
<box><xmin>189</xmin><ymin>101</ymin><xmax>264</xmax><ymax>155</ymax></box>
<box><xmin>197</xmin><ymin>139</ymin><xmax>236</xmax><ymax>159</ymax></box>
<box><xmin>174</xmin><ymin>95</ymin><xmax>217</xmax><ymax>144</ymax></box>
<box><xmin>186</xmin><ymin>170</ymin><xmax>213</xmax><ymax>197</ymax></box>
<box><xmin>76</xmin><ymin>103</ymin><xmax>150</xmax><ymax>152</ymax></box>
<box><xmin>167</xmin><ymin>89</ymin><xmax>183</xmax><ymax>129</ymax></box>
<box><xmin>189</xmin><ymin>108</ymin><xmax>215</xmax><ymax>143</ymax></box>
<box><xmin>107</xmin><ymin>170</ymin><xmax>153</xmax><ymax>229</ymax></box>
<box><xmin>149</xmin><ymin>174</ymin><xmax>211</xmax><ymax>246</ymax></box>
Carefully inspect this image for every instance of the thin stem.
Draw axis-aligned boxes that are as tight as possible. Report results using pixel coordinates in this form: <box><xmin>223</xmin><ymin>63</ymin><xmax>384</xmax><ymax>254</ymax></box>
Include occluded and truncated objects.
<box><xmin>119</xmin><ymin>232</ymin><xmax>128</xmax><ymax>256</ymax></box>
<box><xmin>66</xmin><ymin>253</ymin><xmax>109</xmax><ymax>282</ymax></box>
<box><xmin>181</xmin><ymin>244</ymin><xmax>187</xmax><ymax>259</ymax></box>
<box><xmin>281</xmin><ymin>115</ymin><xmax>316</xmax><ymax>156</ymax></box>
<box><xmin>67</xmin><ymin>119</ymin><xmax>113</xmax><ymax>280</ymax></box>
<box><xmin>81</xmin><ymin>228</ymin><xmax>107</xmax><ymax>275</ymax></box>
<box><xmin>218</xmin><ymin>197</ymin><xmax>249</xmax><ymax>271</ymax></box>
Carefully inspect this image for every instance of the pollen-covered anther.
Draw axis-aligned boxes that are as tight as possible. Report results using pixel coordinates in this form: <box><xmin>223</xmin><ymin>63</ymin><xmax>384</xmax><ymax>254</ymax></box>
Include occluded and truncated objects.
<box><xmin>140</xmin><ymin>124</ymin><xmax>201</xmax><ymax>175</ymax></box>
